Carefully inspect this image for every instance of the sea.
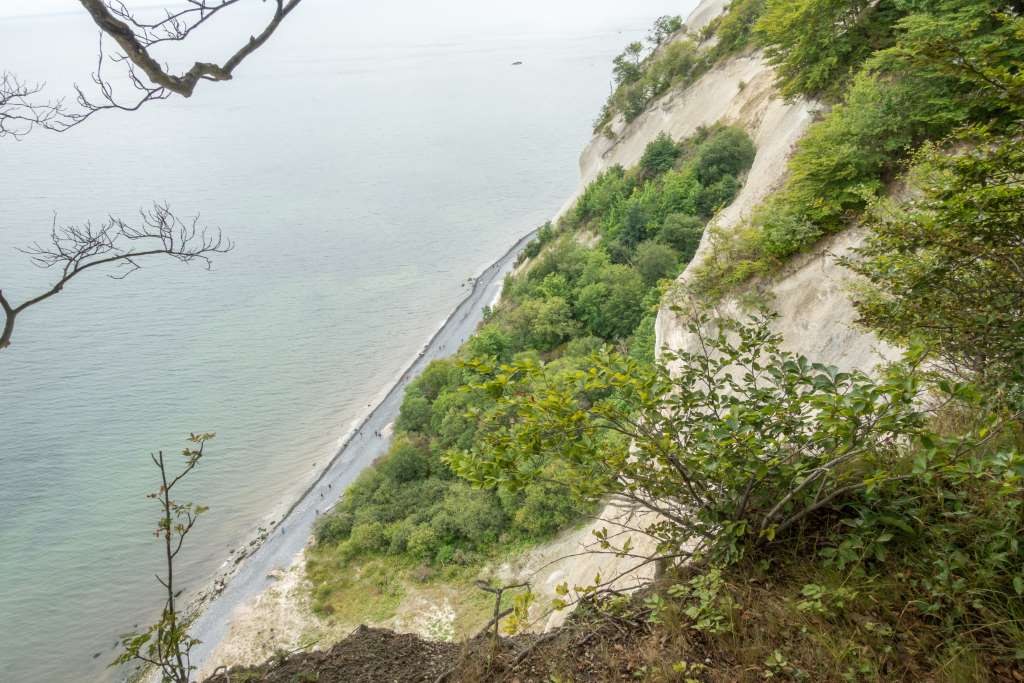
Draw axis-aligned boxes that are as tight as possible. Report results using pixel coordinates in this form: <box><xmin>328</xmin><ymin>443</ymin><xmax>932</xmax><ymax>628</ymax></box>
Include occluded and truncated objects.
<box><xmin>0</xmin><ymin>1</ymin><xmax>693</xmax><ymax>680</ymax></box>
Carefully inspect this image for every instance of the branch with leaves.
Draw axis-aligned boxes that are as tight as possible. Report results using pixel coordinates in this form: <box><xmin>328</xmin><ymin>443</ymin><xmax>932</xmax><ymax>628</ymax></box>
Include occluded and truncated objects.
<box><xmin>114</xmin><ymin>433</ymin><xmax>214</xmax><ymax>683</ymax></box>
<box><xmin>447</xmin><ymin>311</ymin><xmax>939</xmax><ymax>564</ymax></box>
<box><xmin>0</xmin><ymin>203</ymin><xmax>232</xmax><ymax>351</ymax></box>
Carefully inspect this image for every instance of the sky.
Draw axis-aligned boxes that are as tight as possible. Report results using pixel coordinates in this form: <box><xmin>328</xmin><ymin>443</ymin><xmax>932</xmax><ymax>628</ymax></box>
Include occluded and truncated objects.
<box><xmin>2</xmin><ymin>0</ymin><xmax>81</xmax><ymax>17</ymax></box>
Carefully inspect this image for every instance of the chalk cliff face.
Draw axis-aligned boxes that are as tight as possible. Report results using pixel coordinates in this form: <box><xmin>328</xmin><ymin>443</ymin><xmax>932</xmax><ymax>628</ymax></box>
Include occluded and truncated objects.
<box><xmin>575</xmin><ymin>0</ymin><xmax>898</xmax><ymax>373</ymax></box>
<box><xmin>526</xmin><ymin>0</ymin><xmax>901</xmax><ymax>628</ymax></box>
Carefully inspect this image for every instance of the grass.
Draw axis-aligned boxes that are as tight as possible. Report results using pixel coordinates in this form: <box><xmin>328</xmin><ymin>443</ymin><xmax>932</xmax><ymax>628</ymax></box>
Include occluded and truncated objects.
<box><xmin>304</xmin><ymin>540</ymin><xmax>544</xmax><ymax>642</ymax></box>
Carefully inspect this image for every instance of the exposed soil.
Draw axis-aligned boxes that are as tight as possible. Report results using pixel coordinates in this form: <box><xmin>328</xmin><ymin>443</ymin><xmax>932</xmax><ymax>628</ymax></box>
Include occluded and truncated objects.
<box><xmin>202</xmin><ymin>563</ymin><xmax>1024</xmax><ymax>683</ymax></box>
<box><xmin>203</xmin><ymin>626</ymin><xmax>458</xmax><ymax>683</ymax></box>
<box><xmin>202</xmin><ymin>602</ymin><xmax>652</xmax><ymax>683</ymax></box>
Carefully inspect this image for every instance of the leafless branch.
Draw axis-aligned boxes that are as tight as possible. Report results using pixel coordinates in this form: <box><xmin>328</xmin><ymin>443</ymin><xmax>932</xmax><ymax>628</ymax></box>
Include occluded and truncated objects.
<box><xmin>0</xmin><ymin>203</ymin><xmax>232</xmax><ymax>351</ymax></box>
<box><xmin>0</xmin><ymin>0</ymin><xmax>304</xmax><ymax>137</ymax></box>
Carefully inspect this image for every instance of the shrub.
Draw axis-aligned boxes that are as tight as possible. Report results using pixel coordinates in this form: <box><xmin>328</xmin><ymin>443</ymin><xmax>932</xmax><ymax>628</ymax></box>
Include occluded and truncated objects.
<box><xmin>693</xmin><ymin>126</ymin><xmax>756</xmax><ymax>186</ymax></box>
<box><xmin>657</xmin><ymin>213</ymin><xmax>704</xmax><ymax>260</ymax></box>
<box><xmin>406</xmin><ymin>524</ymin><xmax>441</xmax><ymax>561</ymax></box>
<box><xmin>842</xmin><ymin>124</ymin><xmax>1024</xmax><ymax>386</ymax></box>
<box><xmin>463</xmin><ymin>324</ymin><xmax>514</xmax><ymax>363</ymax></box>
<box><xmin>348</xmin><ymin>521</ymin><xmax>389</xmax><ymax>556</ymax></box>
<box><xmin>314</xmin><ymin>512</ymin><xmax>354</xmax><ymax>545</ymax></box>
<box><xmin>509</xmin><ymin>480</ymin><xmax>583</xmax><ymax>538</ymax></box>
<box><xmin>639</xmin><ymin>132</ymin><xmax>681</xmax><ymax>177</ymax></box>
<box><xmin>634</xmin><ymin>241</ymin><xmax>679</xmax><ymax>286</ymax></box>
<box><xmin>575</xmin><ymin>263</ymin><xmax>646</xmax><ymax>340</ymax></box>
<box><xmin>694</xmin><ymin>174</ymin><xmax>741</xmax><ymax>218</ymax></box>
<box><xmin>501</xmin><ymin>296</ymin><xmax>580</xmax><ymax>352</ymax></box>
<box><xmin>706</xmin><ymin>0</ymin><xmax>765</xmax><ymax>59</ymax></box>
<box><xmin>396</xmin><ymin>393</ymin><xmax>432</xmax><ymax>433</ymax></box>
<box><xmin>379</xmin><ymin>440</ymin><xmax>431</xmax><ymax>483</ymax></box>
<box><xmin>450</xmin><ymin>313</ymin><xmax>933</xmax><ymax>562</ymax></box>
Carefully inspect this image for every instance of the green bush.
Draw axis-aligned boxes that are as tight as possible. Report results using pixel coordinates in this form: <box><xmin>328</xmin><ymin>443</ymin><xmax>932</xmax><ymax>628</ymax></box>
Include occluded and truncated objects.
<box><xmin>348</xmin><ymin>521</ymin><xmax>389</xmax><ymax>556</ymax></box>
<box><xmin>406</xmin><ymin>524</ymin><xmax>441</xmax><ymax>562</ymax></box>
<box><xmin>395</xmin><ymin>393</ymin><xmax>431</xmax><ymax>433</ymax></box>
<box><xmin>657</xmin><ymin>213</ymin><xmax>704</xmax><ymax>260</ymax></box>
<box><xmin>756</xmin><ymin>0</ymin><xmax>904</xmax><ymax>100</ymax></box>
<box><xmin>379</xmin><ymin>440</ymin><xmax>431</xmax><ymax>483</ymax></box>
<box><xmin>842</xmin><ymin>125</ymin><xmax>1024</xmax><ymax>386</ymax></box>
<box><xmin>633</xmin><ymin>241</ymin><xmax>679</xmax><ymax>286</ymax></box>
<box><xmin>639</xmin><ymin>132</ymin><xmax>682</xmax><ymax>177</ymax></box>
<box><xmin>705</xmin><ymin>0</ymin><xmax>765</xmax><ymax>59</ymax></box>
<box><xmin>450</xmin><ymin>313</ymin><xmax>941</xmax><ymax>562</ymax></box>
<box><xmin>314</xmin><ymin>510</ymin><xmax>354</xmax><ymax>545</ymax></box>
<box><xmin>501</xmin><ymin>296</ymin><xmax>580</xmax><ymax>352</ymax></box>
<box><xmin>575</xmin><ymin>263</ymin><xmax>646</xmax><ymax>340</ymax></box>
<box><xmin>463</xmin><ymin>324</ymin><xmax>514</xmax><ymax>363</ymax></box>
<box><xmin>693</xmin><ymin>126</ymin><xmax>756</xmax><ymax>185</ymax></box>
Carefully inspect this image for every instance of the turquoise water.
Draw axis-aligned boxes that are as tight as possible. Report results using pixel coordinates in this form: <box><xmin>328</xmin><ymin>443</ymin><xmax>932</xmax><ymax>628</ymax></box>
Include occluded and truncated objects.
<box><xmin>0</xmin><ymin>2</ymin><xmax>690</xmax><ymax>680</ymax></box>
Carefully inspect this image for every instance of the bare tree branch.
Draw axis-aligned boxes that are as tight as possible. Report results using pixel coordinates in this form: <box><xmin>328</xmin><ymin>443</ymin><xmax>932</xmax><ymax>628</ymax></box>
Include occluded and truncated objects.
<box><xmin>0</xmin><ymin>0</ymin><xmax>304</xmax><ymax>137</ymax></box>
<box><xmin>0</xmin><ymin>203</ymin><xmax>232</xmax><ymax>350</ymax></box>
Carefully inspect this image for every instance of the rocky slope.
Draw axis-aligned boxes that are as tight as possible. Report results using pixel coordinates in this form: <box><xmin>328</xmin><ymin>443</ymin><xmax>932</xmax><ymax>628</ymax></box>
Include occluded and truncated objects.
<box><xmin>650</xmin><ymin>3</ymin><xmax>898</xmax><ymax>372</ymax></box>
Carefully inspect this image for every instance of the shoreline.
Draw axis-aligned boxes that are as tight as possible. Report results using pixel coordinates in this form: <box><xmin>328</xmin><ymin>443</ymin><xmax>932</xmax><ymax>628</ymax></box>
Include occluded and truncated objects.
<box><xmin>183</xmin><ymin>226</ymin><xmax>540</xmax><ymax>679</ymax></box>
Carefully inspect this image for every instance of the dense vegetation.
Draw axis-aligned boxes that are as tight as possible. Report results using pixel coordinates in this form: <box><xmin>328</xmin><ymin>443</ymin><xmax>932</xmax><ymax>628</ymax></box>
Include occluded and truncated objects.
<box><xmin>440</xmin><ymin>4</ymin><xmax>1024</xmax><ymax>677</ymax></box>
<box><xmin>693</xmin><ymin>0</ymin><xmax>1024</xmax><ymax>298</ymax></box>
<box><xmin>308</xmin><ymin>125</ymin><xmax>756</xmax><ymax>613</ymax></box>
<box><xmin>224</xmin><ymin>7</ymin><xmax>1024</xmax><ymax>681</ymax></box>
<box><xmin>453</xmin><ymin>234</ymin><xmax>1023</xmax><ymax>676</ymax></box>
<box><xmin>843</xmin><ymin>124</ymin><xmax>1024</xmax><ymax>389</ymax></box>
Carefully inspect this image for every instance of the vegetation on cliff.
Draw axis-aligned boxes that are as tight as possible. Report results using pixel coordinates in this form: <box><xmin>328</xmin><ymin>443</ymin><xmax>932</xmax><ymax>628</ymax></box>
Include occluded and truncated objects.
<box><xmin>217</xmin><ymin>7</ymin><xmax>1023</xmax><ymax>681</ymax></box>
<box><xmin>306</xmin><ymin>125</ymin><xmax>756</xmax><ymax>621</ymax></box>
<box><xmin>694</xmin><ymin>0</ymin><xmax>1024</xmax><ymax>298</ymax></box>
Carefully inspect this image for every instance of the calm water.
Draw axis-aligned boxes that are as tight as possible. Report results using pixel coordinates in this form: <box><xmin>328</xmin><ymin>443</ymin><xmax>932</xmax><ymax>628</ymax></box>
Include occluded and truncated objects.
<box><xmin>0</xmin><ymin>2</ymin><xmax>691</xmax><ymax>680</ymax></box>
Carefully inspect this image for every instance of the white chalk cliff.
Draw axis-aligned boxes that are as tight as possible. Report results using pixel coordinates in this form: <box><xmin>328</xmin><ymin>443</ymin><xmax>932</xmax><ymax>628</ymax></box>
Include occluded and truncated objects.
<box><xmin>524</xmin><ymin>0</ymin><xmax>902</xmax><ymax>631</ymax></box>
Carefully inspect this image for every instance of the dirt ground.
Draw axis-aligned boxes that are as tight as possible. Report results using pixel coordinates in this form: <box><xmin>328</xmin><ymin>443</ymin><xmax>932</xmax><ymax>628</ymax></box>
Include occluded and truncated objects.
<box><xmin>201</xmin><ymin>604</ymin><xmax>652</xmax><ymax>683</ymax></box>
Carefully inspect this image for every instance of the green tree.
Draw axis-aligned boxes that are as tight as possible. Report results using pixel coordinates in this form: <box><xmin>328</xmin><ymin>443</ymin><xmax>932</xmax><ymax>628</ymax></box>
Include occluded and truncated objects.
<box><xmin>639</xmin><ymin>132</ymin><xmax>681</xmax><ymax>177</ymax></box>
<box><xmin>396</xmin><ymin>393</ymin><xmax>432</xmax><ymax>433</ymax></box>
<box><xmin>756</xmin><ymin>0</ymin><xmax>904</xmax><ymax>100</ymax></box>
<box><xmin>502</xmin><ymin>296</ymin><xmax>580</xmax><ymax>352</ymax></box>
<box><xmin>612</xmin><ymin>42</ymin><xmax>645</xmax><ymax>85</ymax></box>
<box><xmin>449</xmin><ymin>314</ymin><xmax>930</xmax><ymax>562</ymax></box>
<box><xmin>706</xmin><ymin>0</ymin><xmax>766</xmax><ymax>59</ymax></box>
<box><xmin>574</xmin><ymin>263</ymin><xmax>646</xmax><ymax>339</ymax></box>
<box><xmin>693</xmin><ymin>126</ymin><xmax>757</xmax><ymax>186</ymax></box>
<box><xmin>633</xmin><ymin>241</ymin><xmax>678</xmax><ymax>286</ymax></box>
<box><xmin>647</xmin><ymin>15</ymin><xmax>684</xmax><ymax>46</ymax></box>
<box><xmin>843</xmin><ymin>124</ymin><xmax>1024</xmax><ymax>385</ymax></box>
<box><xmin>657</xmin><ymin>213</ymin><xmax>704</xmax><ymax>260</ymax></box>
<box><xmin>464</xmin><ymin>324</ymin><xmax>514</xmax><ymax>363</ymax></box>
<box><xmin>380</xmin><ymin>439</ymin><xmax>432</xmax><ymax>483</ymax></box>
